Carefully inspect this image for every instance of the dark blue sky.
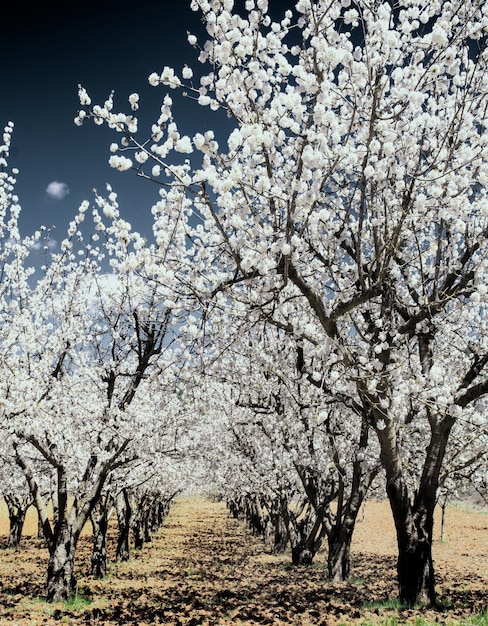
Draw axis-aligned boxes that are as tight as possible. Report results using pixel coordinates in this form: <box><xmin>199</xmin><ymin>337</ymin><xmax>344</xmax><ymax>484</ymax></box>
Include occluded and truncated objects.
<box><xmin>1</xmin><ymin>1</ymin><xmax>214</xmax><ymax>241</ymax></box>
<box><xmin>2</xmin><ymin>0</ymin><xmax>295</xmax><ymax>245</ymax></box>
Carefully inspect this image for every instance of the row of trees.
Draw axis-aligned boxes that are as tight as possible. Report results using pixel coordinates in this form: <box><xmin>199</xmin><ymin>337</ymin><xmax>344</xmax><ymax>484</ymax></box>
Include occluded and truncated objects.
<box><xmin>0</xmin><ymin>122</ymin><xmax>199</xmax><ymax>599</ymax></box>
<box><xmin>74</xmin><ymin>0</ymin><xmax>488</xmax><ymax>608</ymax></box>
<box><xmin>1</xmin><ymin>0</ymin><xmax>488</xmax><ymax>610</ymax></box>
<box><xmin>189</xmin><ymin>319</ymin><xmax>485</xmax><ymax>585</ymax></box>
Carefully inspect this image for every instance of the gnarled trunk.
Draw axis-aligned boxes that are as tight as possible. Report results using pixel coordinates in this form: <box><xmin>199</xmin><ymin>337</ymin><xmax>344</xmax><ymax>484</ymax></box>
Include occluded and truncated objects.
<box><xmin>377</xmin><ymin>412</ymin><xmax>453</xmax><ymax>607</ymax></box>
<box><xmin>272</xmin><ymin>515</ymin><xmax>289</xmax><ymax>553</ymax></box>
<box><xmin>15</xmin><ymin>445</ymin><xmax>125</xmax><ymax>602</ymax></box>
<box><xmin>266</xmin><ymin>497</ymin><xmax>289</xmax><ymax>553</ymax></box>
<box><xmin>396</xmin><ymin>522</ymin><xmax>435</xmax><ymax>606</ymax></box>
<box><xmin>246</xmin><ymin>494</ymin><xmax>268</xmax><ymax>537</ymax></box>
<box><xmin>327</xmin><ymin>525</ymin><xmax>353</xmax><ymax>582</ymax></box>
<box><xmin>291</xmin><ymin>543</ymin><xmax>314</xmax><ymax>565</ymax></box>
<box><xmin>38</xmin><ymin>514</ymin><xmax>45</xmax><ymax>540</ymax></box>
<box><xmin>133</xmin><ymin>518</ymin><xmax>145</xmax><ymax>550</ymax></box>
<box><xmin>387</xmin><ymin>478</ymin><xmax>436</xmax><ymax>606</ymax></box>
<box><xmin>116</xmin><ymin>489</ymin><xmax>132</xmax><ymax>561</ymax></box>
<box><xmin>284</xmin><ymin>497</ymin><xmax>326</xmax><ymax>567</ymax></box>
<box><xmin>46</xmin><ymin>524</ymin><xmax>78</xmax><ymax>602</ymax></box>
<box><xmin>90</xmin><ymin>506</ymin><xmax>109</xmax><ymax>579</ymax></box>
<box><xmin>326</xmin><ymin>416</ymin><xmax>379</xmax><ymax>583</ymax></box>
<box><xmin>4</xmin><ymin>494</ymin><xmax>31</xmax><ymax>548</ymax></box>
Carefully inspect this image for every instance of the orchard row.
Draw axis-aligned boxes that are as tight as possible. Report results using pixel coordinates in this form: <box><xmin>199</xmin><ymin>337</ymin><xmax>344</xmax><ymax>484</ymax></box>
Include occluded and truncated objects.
<box><xmin>1</xmin><ymin>0</ymin><xmax>488</xmax><ymax>607</ymax></box>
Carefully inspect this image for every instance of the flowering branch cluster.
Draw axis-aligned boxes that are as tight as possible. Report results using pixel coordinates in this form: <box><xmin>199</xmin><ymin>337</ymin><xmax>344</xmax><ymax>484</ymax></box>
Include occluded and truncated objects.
<box><xmin>1</xmin><ymin>0</ymin><xmax>487</xmax><ymax>606</ymax></box>
<box><xmin>73</xmin><ymin>0</ymin><xmax>488</xmax><ymax>605</ymax></box>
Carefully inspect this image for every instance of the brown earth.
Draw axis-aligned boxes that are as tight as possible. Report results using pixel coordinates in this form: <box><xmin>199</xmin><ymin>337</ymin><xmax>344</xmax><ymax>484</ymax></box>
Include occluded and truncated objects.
<box><xmin>0</xmin><ymin>497</ymin><xmax>486</xmax><ymax>625</ymax></box>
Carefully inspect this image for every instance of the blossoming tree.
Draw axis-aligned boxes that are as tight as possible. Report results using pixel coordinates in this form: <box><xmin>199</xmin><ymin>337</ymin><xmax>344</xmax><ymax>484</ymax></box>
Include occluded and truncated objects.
<box><xmin>78</xmin><ymin>0</ymin><xmax>488</xmax><ymax>607</ymax></box>
<box><xmin>194</xmin><ymin>317</ymin><xmax>382</xmax><ymax>578</ymax></box>
<box><xmin>0</xmin><ymin>146</ymin><xmax>191</xmax><ymax>600</ymax></box>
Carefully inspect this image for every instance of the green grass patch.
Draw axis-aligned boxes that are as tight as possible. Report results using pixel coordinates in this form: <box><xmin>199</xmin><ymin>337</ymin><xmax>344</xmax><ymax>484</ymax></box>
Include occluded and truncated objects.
<box><xmin>465</xmin><ymin>611</ymin><xmax>488</xmax><ymax>626</ymax></box>
<box><xmin>346</xmin><ymin>608</ymin><xmax>488</xmax><ymax>626</ymax></box>
<box><xmin>348</xmin><ymin>575</ymin><xmax>368</xmax><ymax>585</ymax></box>
<box><xmin>63</xmin><ymin>592</ymin><xmax>92</xmax><ymax>611</ymax></box>
<box><xmin>338</xmin><ymin>617</ymin><xmax>401</xmax><ymax>626</ymax></box>
<box><xmin>338</xmin><ymin>615</ymin><xmax>487</xmax><ymax>626</ymax></box>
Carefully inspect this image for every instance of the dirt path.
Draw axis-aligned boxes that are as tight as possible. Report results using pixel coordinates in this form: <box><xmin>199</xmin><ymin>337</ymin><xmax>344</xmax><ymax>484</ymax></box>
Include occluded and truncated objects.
<box><xmin>0</xmin><ymin>497</ymin><xmax>486</xmax><ymax>625</ymax></box>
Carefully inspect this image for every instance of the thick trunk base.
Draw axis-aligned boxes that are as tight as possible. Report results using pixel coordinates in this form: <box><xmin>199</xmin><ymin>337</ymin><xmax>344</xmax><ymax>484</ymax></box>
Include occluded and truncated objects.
<box><xmin>398</xmin><ymin>542</ymin><xmax>436</xmax><ymax>607</ymax></box>
<box><xmin>327</xmin><ymin>533</ymin><xmax>352</xmax><ymax>582</ymax></box>
<box><xmin>91</xmin><ymin>516</ymin><xmax>108</xmax><ymax>579</ymax></box>
<box><xmin>4</xmin><ymin>496</ymin><xmax>30</xmax><ymax>548</ymax></box>
<box><xmin>133</xmin><ymin>521</ymin><xmax>145</xmax><ymax>550</ymax></box>
<box><xmin>8</xmin><ymin>511</ymin><xmax>27</xmax><ymax>548</ymax></box>
<box><xmin>291</xmin><ymin>545</ymin><xmax>314</xmax><ymax>566</ymax></box>
<box><xmin>46</xmin><ymin>540</ymin><xmax>77</xmax><ymax>602</ymax></box>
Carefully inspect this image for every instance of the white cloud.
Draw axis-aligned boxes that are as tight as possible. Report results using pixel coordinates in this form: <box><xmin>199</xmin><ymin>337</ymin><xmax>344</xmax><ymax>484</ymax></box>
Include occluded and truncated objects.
<box><xmin>29</xmin><ymin>239</ymin><xmax>58</xmax><ymax>251</ymax></box>
<box><xmin>46</xmin><ymin>181</ymin><xmax>70</xmax><ymax>200</ymax></box>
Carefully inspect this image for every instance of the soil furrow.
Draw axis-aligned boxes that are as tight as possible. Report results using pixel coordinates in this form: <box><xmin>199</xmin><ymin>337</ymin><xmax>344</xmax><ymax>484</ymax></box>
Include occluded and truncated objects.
<box><xmin>0</xmin><ymin>497</ymin><xmax>486</xmax><ymax>624</ymax></box>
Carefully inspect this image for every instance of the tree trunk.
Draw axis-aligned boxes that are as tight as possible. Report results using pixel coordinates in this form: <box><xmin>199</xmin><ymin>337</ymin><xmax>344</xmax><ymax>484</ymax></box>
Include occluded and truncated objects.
<box><xmin>291</xmin><ymin>544</ymin><xmax>314</xmax><ymax>565</ymax></box>
<box><xmin>8</xmin><ymin>508</ymin><xmax>26</xmax><ymax>548</ymax></box>
<box><xmin>15</xmin><ymin>442</ymin><xmax>130</xmax><ymax>602</ymax></box>
<box><xmin>272</xmin><ymin>514</ymin><xmax>289</xmax><ymax>553</ymax></box>
<box><xmin>372</xmin><ymin>401</ymin><xmax>454</xmax><ymax>608</ymax></box>
<box><xmin>143</xmin><ymin>516</ymin><xmax>153</xmax><ymax>544</ymax></box>
<box><xmin>286</xmin><ymin>501</ymin><xmax>325</xmax><ymax>567</ymax></box>
<box><xmin>326</xmin><ymin>451</ymin><xmax>377</xmax><ymax>583</ymax></box>
<box><xmin>38</xmin><ymin>514</ymin><xmax>45</xmax><ymax>540</ymax></box>
<box><xmin>440</xmin><ymin>502</ymin><xmax>447</xmax><ymax>542</ymax></box>
<box><xmin>133</xmin><ymin>518</ymin><xmax>145</xmax><ymax>550</ymax></box>
<box><xmin>392</xmin><ymin>495</ymin><xmax>435</xmax><ymax>607</ymax></box>
<box><xmin>327</xmin><ymin>526</ymin><xmax>353</xmax><ymax>582</ymax></box>
<box><xmin>381</xmin><ymin>460</ymin><xmax>438</xmax><ymax>607</ymax></box>
<box><xmin>4</xmin><ymin>495</ymin><xmax>30</xmax><ymax>548</ymax></box>
<box><xmin>90</xmin><ymin>508</ymin><xmax>108</xmax><ymax>579</ymax></box>
<box><xmin>246</xmin><ymin>495</ymin><xmax>267</xmax><ymax>537</ymax></box>
<box><xmin>266</xmin><ymin>498</ymin><xmax>289</xmax><ymax>553</ymax></box>
<box><xmin>116</xmin><ymin>489</ymin><xmax>132</xmax><ymax>561</ymax></box>
<box><xmin>46</xmin><ymin>525</ymin><xmax>78</xmax><ymax>602</ymax></box>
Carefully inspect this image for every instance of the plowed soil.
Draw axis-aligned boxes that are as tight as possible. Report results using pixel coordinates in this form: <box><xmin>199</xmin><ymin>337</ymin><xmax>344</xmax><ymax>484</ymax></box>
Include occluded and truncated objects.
<box><xmin>0</xmin><ymin>498</ymin><xmax>486</xmax><ymax>625</ymax></box>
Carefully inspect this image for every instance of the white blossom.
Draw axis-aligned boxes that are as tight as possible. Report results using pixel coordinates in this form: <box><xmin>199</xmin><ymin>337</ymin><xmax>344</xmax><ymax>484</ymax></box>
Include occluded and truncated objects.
<box><xmin>175</xmin><ymin>136</ymin><xmax>193</xmax><ymax>154</ymax></box>
<box><xmin>108</xmin><ymin>155</ymin><xmax>133</xmax><ymax>171</ymax></box>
